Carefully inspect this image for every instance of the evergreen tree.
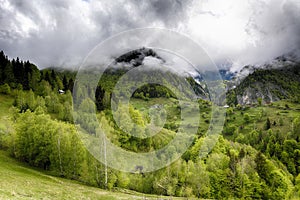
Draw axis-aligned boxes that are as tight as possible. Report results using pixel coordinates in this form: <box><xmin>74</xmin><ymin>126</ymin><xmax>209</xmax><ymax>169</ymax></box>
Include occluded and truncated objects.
<box><xmin>68</xmin><ymin>78</ymin><xmax>74</xmax><ymax>92</ymax></box>
<box><xmin>255</xmin><ymin>152</ymin><xmax>268</xmax><ymax>180</ymax></box>
<box><xmin>265</xmin><ymin>117</ymin><xmax>271</xmax><ymax>130</ymax></box>
<box><xmin>63</xmin><ymin>75</ymin><xmax>68</xmax><ymax>91</ymax></box>
<box><xmin>23</xmin><ymin>61</ymin><xmax>31</xmax><ymax>90</ymax></box>
<box><xmin>0</xmin><ymin>51</ymin><xmax>9</xmax><ymax>84</ymax></box>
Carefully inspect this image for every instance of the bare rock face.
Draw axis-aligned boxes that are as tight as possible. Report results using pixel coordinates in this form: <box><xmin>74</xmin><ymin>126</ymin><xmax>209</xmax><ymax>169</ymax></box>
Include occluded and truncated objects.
<box><xmin>236</xmin><ymin>84</ymin><xmax>285</xmax><ymax>105</ymax></box>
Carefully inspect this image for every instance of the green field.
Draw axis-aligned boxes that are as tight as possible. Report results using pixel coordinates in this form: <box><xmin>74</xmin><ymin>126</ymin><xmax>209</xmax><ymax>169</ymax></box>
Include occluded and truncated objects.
<box><xmin>225</xmin><ymin>101</ymin><xmax>300</xmax><ymax>137</ymax></box>
<box><xmin>0</xmin><ymin>150</ymin><xmax>195</xmax><ymax>200</ymax></box>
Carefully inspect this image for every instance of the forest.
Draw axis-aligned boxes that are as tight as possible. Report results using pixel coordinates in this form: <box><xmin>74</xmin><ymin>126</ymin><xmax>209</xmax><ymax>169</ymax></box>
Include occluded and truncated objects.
<box><xmin>0</xmin><ymin>50</ymin><xmax>300</xmax><ymax>199</ymax></box>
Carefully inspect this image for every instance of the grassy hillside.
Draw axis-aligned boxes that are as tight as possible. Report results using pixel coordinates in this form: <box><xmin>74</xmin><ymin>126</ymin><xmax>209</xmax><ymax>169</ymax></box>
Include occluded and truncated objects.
<box><xmin>1</xmin><ymin>114</ymin><xmax>138</xmax><ymax>200</ymax></box>
<box><xmin>0</xmin><ymin>150</ymin><xmax>115</xmax><ymax>199</ymax></box>
<box><xmin>0</xmin><ymin>150</ymin><xmax>194</xmax><ymax>200</ymax></box>
<box><xmin>1</xmin><ymin>50</ymin><xmax>300</xmax><ymax>199</ymax></box>
<box><xmin>224</xmin><ymin>100</ymin><xmax>300</xmax><ymax>137</ymax></box>
<box><xmin>0</xmin><ymin>94</ymin><xmax>200</xmax><ymax>199</ymax></box>
<box><xmin>1</xmin><ymin>90</ymin><xmax>300</xmax><ymax>199</ymax></box>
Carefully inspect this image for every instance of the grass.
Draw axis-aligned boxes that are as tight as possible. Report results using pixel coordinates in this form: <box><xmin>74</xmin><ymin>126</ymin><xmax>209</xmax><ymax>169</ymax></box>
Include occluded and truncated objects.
<box><xmin>221</xmin><ymin>101</ymin><xmax>300</xmax><ymax>145</ymax></box>
<box><xmin>0</xmin><ymin>150</ymin><xmax>195</xmax><ymax>200</ymax></box>
<box><xmin>0</xmin><ymin>150</ymin><xmax>118</xmax><ymax>199</ymax></box>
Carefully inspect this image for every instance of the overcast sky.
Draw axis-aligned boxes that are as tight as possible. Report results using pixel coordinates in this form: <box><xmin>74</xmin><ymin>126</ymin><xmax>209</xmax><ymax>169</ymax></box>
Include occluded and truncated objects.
<box><xmin>0</xmin><ymin>0</ymin><xmax>299</xmax><ymax>71</ymax></box>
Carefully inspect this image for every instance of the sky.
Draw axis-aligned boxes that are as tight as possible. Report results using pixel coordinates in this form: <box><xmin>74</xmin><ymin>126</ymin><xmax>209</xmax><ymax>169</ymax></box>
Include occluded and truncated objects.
<box><xmin>0</xmin><ymin>0</ymin><xmax>299</xmax><ymax>72</ymax></box>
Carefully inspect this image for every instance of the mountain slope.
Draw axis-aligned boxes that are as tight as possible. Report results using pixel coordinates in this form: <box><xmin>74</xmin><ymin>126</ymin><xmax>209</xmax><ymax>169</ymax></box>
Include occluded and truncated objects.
<box><xmin>0</xmin><ymin>150</ymin><xmax>192</xmax><ymax>199</ymax></box>
<box><xmin>0</xmin><ymin>150</ymin><xmax>126</xmax><ymax>199</ymax></box>
<box><xmin>95</xmin><ymin>48</ymin><xmax>208</xmax><ymax>107</ymax></box>
<box><xmin>227</xmin><ymin>63</ymin><xmax>300</xmax><ymax>105</ymax></box>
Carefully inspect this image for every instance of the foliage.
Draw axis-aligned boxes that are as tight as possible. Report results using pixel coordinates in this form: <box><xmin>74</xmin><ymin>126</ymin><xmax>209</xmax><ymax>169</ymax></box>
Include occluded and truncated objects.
<box><xmin>227</xmin><ymin>65</ymin><xmax>300</xmax><ymax>105</ymax></box>
<box><xmin>0</xmin><ymin>83</ymin><xmax>11</xmax><ymax>94</ymax></box>
<box><xmin>0</xmin><ymin>50</ymin><xmax>299</xmax><ymax>199</ymax></box>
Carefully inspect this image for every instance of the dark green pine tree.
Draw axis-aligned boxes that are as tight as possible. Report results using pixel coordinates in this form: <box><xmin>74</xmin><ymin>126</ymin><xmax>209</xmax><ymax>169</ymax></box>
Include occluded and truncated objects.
<box><xmin>68</xmin><ymin>78</ymin><xmax>74</xmax><ymax>92</ymax></box>
<box><xmin>265</xmin><ymin>117</ymin><xmax>271</xmax><ymax>130</ymax></box>
<box><xmin>95</xmin><ymin>85</ymin><xmax>105</xmax><ymax>111</ymax></box>
<box><xmin>50</xmin><ymin>69</ymin><xmax>57</xmax><ymax>89</ymax></box>
<box><xmin>0</xmin><ymin>51</ymin><xmax>9</xmax><ymax>84</ymax></box>
<box><xmin>23</xmin><ymin>61</ymin><xmax>31</xmax><ymax>90</ymax></box>
<box><xmin>62</xmin><ymin>75</ymin><xmax>68</xmax><ymax>91</ymax></box>
<box><xmin>44</xmin><ymin>71</ymin><xmax>51</xmax><ymax>85</ymax></box>
<box><xmin>13</xmin><ymin>57</ymin><xmax>24</xmax><ymax>85</ymax></box>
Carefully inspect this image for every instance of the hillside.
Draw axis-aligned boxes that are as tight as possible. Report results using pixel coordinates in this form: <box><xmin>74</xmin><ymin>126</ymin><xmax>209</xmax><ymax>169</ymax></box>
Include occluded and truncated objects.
<box><xmin>0</xmin><ymin>50</ymin><xmax>300</xmax><ymax>199</ymax></box>
<box><xmin>102</xmin><ymin>48</ymin><xmax>208</xmax><ymax>98</ymax></box>
<box><xmin>227</xmin><ymin>63</ymin><xmax>300</xmax><ymax>105</ymax></box>
<box><xmin>0</xmin><ymin>150</ymin><xmax>194</xmax><ymax>200</ymax></box>
<box><xmin>1</xmin><ymin>90</ymin><xmax>299</xmax><ymax>199</ymax></box>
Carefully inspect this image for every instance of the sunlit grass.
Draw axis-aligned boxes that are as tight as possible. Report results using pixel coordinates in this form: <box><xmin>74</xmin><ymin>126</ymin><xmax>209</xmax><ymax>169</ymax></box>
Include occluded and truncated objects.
<box><xmin>0</xmin><ymin>150</ymin><xmax>196</xmax><ymax>199</ymax></box>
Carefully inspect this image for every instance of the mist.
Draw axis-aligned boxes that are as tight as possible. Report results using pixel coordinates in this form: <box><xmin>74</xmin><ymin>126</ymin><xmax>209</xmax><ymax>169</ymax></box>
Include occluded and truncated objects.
<box><xmin>0</xmin><ymin>0</ymin><xmax>299</xmax><ymax>71</ymax></box>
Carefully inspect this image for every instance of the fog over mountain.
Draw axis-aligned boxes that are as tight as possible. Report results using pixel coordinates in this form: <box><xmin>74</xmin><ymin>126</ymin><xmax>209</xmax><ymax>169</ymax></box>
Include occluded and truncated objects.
<box><xmin>0</xmin><ymin>0</ymin><xmax>299</xmax><ymax>71</ymax></box>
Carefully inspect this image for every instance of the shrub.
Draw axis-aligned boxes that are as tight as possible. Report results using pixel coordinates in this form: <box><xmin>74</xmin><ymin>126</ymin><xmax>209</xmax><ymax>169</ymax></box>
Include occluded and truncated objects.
<box><xmin>0</xmin><ymin>83</ymin><xmax>11</xmax><ymax>94</ymax></box>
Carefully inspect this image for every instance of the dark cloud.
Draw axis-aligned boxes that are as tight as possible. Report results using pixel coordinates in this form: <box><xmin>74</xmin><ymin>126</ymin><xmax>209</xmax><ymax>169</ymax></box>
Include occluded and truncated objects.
<box><xmin>0</xmin><ymin>0</ymin><xmax>299</xmax><ymax>71</ymax></box>
<box><xmin>139</xmin><ymin>0</ymin><xmax>192</xmax><ymax>27</ymax></box>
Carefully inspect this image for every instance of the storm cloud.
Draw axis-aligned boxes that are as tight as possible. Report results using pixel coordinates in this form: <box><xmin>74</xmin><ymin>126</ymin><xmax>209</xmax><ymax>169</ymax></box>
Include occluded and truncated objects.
<box><xmin>0</xmin><ymin>0</ymin><xmax>299</xmax><ymax>71</ymax></box>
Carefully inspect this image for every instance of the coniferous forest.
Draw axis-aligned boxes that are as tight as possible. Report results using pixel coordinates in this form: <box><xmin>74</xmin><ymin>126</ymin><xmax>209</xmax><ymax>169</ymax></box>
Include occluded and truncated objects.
<box><xmin>0</xmin><ymin>50</ymin><xmax>299</xmax><ymax>199</ymax></box>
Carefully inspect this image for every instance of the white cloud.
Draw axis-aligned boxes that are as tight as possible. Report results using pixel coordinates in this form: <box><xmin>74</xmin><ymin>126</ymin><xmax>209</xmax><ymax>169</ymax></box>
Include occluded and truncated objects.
<box><xmin>0</xmin><ymin>0</ymin><xmax>299</xmax><ymax>71</ymax></box>
<box><xmin>185</xmin><ymin>0</ymin><xmax>300</xmax><ymax>71</ymax></box>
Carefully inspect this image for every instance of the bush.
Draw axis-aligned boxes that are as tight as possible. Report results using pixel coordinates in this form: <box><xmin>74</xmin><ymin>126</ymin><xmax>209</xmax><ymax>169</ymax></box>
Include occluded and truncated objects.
<box><xmin>223</xmin><ymin>125</ymin><xmax>237</xmax><ymax>136</ymax></box>
<box><xmin>244</xmin><ymin>113</ymin><xmax>250</xmax><ymax>123</ymax></box>
<box><xmin>0</xmin><ymin>83</ymin><xmax>11</xmax><ymax>94</ymax></box>
<box><xmin>265</xmin><ymin>117</ymin><xmax>271</xmax><ymax>130</ymax></box>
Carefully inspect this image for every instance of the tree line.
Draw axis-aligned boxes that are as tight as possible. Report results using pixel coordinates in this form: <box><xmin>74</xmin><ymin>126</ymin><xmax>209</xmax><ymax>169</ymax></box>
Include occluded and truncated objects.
<box><xmin>0</xmin><ymin>50</ymin><xmax>299</xmax><ymax>199</ymax></box>
<box><xmin>0</xmin><ymin>51</ymin><xmax>74</xmax><ymax>94</ymax></box>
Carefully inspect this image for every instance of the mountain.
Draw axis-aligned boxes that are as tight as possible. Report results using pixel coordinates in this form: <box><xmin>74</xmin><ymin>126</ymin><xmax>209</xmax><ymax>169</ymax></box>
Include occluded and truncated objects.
<box><xmin>232</xmin><ymin>53</ymin><xmax>300</xmax><ymax>85</ymax></box>
<box><xmin>227</xmin><ymin>56</ymin><xmax>300</xmax><ymax>105</ymax></box>
<box><xmin>1</xmin><ymin>50</ymin><xmax>300</xmax><ymax>199</ymax></box>
<box><xmin>102</xmin><ymin>48</ymin><xmax>208</xmax><ymax>99</ymax></box>
<box><xmin>114</xmin><ymin>47</ymin><xmax>165</xmax><ymax>67</ymax></box>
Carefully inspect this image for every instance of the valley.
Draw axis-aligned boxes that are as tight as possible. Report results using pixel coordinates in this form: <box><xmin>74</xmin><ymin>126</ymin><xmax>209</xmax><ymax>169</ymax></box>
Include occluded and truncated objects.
<box><xmin>0</xmin><ymin>50</ymin><xmax>299</xmax><ymax>199</ymax></box>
